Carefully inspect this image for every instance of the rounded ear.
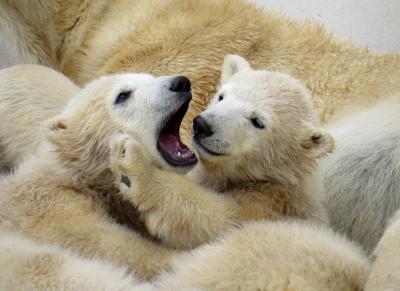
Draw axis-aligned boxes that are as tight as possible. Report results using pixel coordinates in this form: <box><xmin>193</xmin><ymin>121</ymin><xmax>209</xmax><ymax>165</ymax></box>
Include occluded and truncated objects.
<box><xmin>220</xmin><ymin>54</ymin><xmax>252</xmax><ymax>84</ymax></box>
<box><xmin>42</xmin><ymin>116</ymin><xmax>68</xmax><ymax>144</ymax></box>
<box><xmin>46</xmin><ymin>116</ymin><xmax>68</xmax><ymax>131</ymax></box>
<box><xmin>300</xmin><ymin>124</ymin><xmax>335</xmax><ymax>159</ymax></box>
<box><xmin>42</xmin><ymin>115</ymin><xmax>68</xmax><ymax>141</ymax></box>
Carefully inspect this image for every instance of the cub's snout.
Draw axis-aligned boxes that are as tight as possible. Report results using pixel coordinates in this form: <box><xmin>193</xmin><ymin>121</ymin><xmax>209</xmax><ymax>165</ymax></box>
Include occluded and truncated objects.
<box><xmin>193</xmin><ymin>115</ymin><xmax>213</xmax><ymax>138</ymax></box>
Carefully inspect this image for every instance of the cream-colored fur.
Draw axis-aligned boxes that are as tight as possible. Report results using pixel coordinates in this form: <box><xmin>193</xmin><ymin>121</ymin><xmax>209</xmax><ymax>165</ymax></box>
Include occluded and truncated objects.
<box><xmin>1</xmin><ymin>0</ymin><xmax>399</xmax><ymax>134</ymax></box>
<box><xmin>0</xmin><ymin>63</ymin><xmax>367</xmax><ymax>290</ymax></box>
<box><xmin>0</xmin><ymin>71</ymin><xmax>206</xmax><ymax>281</ymax></box>
<box><xmin>1</xmin><ymin>222</ymin><xmax>368</xmax><ymax>290</ymax></box>
<box><xmin>0</xmin><ymin>65</ymin><xmax>79</xmax><ymax>171</ymax></box>
<box><xmin>154</xmin><ymin>221</ymin><xmax>369</xmax><ymax>291</ymax></box>
<box><xmin>0</xmin><ymin>1</ymin><xmax>57</xmax><ymax>66</ymax></box>
<box><xmin>110</xmin><ymin>55</ymin><xmax>333</xmax><ymax>249</ymax></box>
<box><xmin>365</xmin><ymin>209</ymin><xmax>400</xmax><ymax>290</ymax></box>
<box><xmin>1</xmin><ymin>0</ymin><xmax>400</xmax><ymax>252</ymax></box>
<box><xmin>0</xmin><ymin>226</ymin><xmax>147</xmax><ymax>291</ymax></box>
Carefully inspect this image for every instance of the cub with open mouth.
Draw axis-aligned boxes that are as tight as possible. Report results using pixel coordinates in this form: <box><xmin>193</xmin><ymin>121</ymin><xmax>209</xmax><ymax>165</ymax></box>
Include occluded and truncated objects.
<box><xmin>104</xmin><ymin>75</ymin><xmax>198</xmax><ymax>180</ymax></box>
<box><xmin>0</xmin><ymin>70</ymin><xmax>201</xmax><ymax>281</ymax></box>
<box><xmin>111</xmin><ymin>55</ymin><xmax>335</xmax><ymax>249</ymax></box>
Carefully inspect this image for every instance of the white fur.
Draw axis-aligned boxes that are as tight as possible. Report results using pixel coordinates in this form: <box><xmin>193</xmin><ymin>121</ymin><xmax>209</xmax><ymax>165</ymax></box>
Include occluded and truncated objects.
<box><xmin>0</xmin><ymin>2</ymin><xmax>55</xmax><ymax>66</ymax></box>
<box><xmin>109</xmin><ymin>56</ymin><xmax>332</xmax><ymax>256</ymax></box>
<box><xmin>153</xmin><ymin>220</ymin><xmax>369</xmax><ymax>290</ymax></box>
<box><xmin>65</xmin><ymin>72</ymin><xmax>190</xmax><ymax>171</ymax></box>
<box><xmin>365</xmin><ymin>208</ymin><xmax>400</xmax><ymax>290</ymax></box>
<box><xmin>0</xmin><ymin>226</ymin><xmax>146</xmax><ymax>291</ymax></box>
<box><xmin>321</xmin><ymin>97</ymin><xmax>400</xmax><ymax>253</ymax></box>
<box><xmin>193</xmin><ymin>56</ymin><xmax>331</xmax><ymax>187</ymax></box>
<box><xmin>0</xmin><ymin>13</ymin><xmax>41</xmax><ymax>66</ymax></box>
<box><xmin>0</xmin><ymin>57</ymin><xmax>368</xmax><ymax>291</ymax></box>
<box><xmin>0</xmin><ymin>65</ymin><xmax>193</xmax><ymax>173</ymax></box>
<box><xmin>0</xmin><ymin>70</ymin><xmax>193</xmax><ymax>287</ymax></box>
<box><xmin>0</xmin><ymin>65</ymin><xmax>79</xmax><ymax>171</ymax></box>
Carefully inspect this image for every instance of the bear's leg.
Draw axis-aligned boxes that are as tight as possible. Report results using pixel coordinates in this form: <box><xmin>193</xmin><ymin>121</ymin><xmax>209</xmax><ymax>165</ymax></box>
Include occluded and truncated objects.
<box><xmin>17</xmin><ymin>192</ymin><xmax>179</xmax><ymax>281</ymax></box>
<box><xmin>109</xmin><ymin>134</ymin><xmax>242</xmax><ymax>249</ymax></box>
<box><xmin>0</xmin><ymin>228</ymin><xmax>146</xmax><ymax>290</ymax></box>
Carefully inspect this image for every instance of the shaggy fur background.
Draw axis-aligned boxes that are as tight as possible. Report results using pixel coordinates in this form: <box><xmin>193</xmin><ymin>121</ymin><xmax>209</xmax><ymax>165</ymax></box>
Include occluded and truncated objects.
<box><xmin>1</xmin><ymin>0</ymin><xmax>399</xmax><ymax>70</ymax></box>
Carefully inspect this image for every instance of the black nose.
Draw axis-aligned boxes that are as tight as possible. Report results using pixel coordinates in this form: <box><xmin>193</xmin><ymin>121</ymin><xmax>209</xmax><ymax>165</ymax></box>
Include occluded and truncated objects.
<box><xmin>193</xmin><ymin>116</ymin><xmax>213</xmax><ymax>138</ymax></box>
<box><xmin>169</xmin><ymin>76</ymin><xmax>191</xmax><ymax>93</ymax></box>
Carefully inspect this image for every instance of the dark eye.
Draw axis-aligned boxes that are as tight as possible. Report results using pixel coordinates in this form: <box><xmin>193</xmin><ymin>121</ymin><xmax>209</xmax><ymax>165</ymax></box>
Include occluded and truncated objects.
<box><xmin>115</xmin><ymin>90</ymin><xmax>132</xmax><ymax>105</ymax></box>
<box><xmin>218</xmin><ymin>94</ymin><xmax>224</xmax><ymax>101</ymax></box>
<box><xmin>251</xmin><ymin>118</ymin><xmax>265</xmax><ymax>129</ymax></box>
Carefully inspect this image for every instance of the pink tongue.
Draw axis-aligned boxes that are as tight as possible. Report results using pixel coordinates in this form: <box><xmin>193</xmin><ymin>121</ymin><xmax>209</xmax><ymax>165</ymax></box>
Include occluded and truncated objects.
<box><xmin>158</xmin><ymin>133</ymin><xmax>194</xmax><ymax>161</ymax></box>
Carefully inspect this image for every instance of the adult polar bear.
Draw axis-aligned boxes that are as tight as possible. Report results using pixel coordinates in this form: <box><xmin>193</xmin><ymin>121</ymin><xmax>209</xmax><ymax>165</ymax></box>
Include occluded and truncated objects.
<box><xmin>1</xmin><ymin>0</ymin><xmax>400</xmax><ymax>251</ymax></box>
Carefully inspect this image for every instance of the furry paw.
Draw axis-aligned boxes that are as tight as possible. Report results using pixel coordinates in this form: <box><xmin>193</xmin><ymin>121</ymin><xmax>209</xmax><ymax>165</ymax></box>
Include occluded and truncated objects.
<box><xmin>110</xmin><ymin>133</ymin><xmax>152</xmax><ymax>189</ymax></box>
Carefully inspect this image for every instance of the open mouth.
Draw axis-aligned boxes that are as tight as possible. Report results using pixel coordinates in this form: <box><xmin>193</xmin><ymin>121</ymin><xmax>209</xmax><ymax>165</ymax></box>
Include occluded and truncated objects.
<box><xmin>157</xmin><ymin>99</ymin><xmax>198</xmax><ymax>167</ymax></box>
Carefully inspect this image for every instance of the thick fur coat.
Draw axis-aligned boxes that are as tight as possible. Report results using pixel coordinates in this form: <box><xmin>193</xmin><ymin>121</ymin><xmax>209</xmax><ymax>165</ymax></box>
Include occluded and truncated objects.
<box><xmin>0</xmin><ymin>65</ymin><xmax>79</xmax><ymax>170</ymax></box>
<box><xmin>365</xmin><ymin>208</ymin><xmax>400</xmax><ymax>290</ymax></box>
<box><xmin>0</xmin><ymin>0</ymin><xmax>399</xmax><ymax>282</ymax></box>
<box><xmin>0</xmin><ymin>71</ymin><xmax>196</xmax><ymax>281</ymax></box>
<box><xmin>1</xmin><ymin>0</ymin><xmax>400</xmax><ymax>135</ymax></box>
<box><xmin>0</xmin><ymin>63</ymin><xmax>370</xmax><ymax>290</ymax></box>
<box><xmin>1</xmin><ymin>2</ymin><xmax>400</xmax><ymax>251</ymax></box>
<box><xmin>110</xmin><ymin>55</ymin><xmax>333</xmax><ymax>249</ymax></box>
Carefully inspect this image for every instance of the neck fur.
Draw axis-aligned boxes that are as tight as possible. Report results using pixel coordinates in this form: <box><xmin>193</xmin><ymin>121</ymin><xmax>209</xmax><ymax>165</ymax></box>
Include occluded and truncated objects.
<box><xmin>189</xmin><ymin>155</ymin><xmax>318</xmax><ymax>193</ymax></box>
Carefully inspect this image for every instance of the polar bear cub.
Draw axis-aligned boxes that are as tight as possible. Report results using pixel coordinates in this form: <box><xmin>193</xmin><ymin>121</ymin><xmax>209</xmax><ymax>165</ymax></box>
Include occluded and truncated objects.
<box><xmin>0</xmin><ymin>69</ymin><xmax>201</xmax><ymax>281</ymax></box>
<box><xmin>110</xmin><ymin>55</ymin><xmax>335</xmax><ymax>249</ymax></box>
